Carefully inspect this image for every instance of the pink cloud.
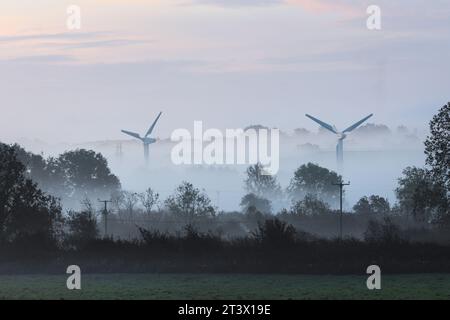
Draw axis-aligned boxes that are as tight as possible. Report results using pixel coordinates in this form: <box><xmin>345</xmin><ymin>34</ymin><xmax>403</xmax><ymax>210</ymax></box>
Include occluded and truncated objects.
<box><xmin>284</xmin><ymin>0</ymin><xmax>361</xmax><ymax>16</ymax></box>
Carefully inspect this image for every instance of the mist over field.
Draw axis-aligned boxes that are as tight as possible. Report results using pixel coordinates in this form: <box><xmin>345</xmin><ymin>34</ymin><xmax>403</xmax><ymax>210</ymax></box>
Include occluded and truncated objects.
<box><xmin>12</xmin><ymin>123</ymin><xmax>425</xmax><ymax>212</ymax></box>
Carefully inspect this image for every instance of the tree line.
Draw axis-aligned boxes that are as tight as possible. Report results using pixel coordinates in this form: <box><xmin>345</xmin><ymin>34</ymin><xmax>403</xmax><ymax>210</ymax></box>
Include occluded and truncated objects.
<box><xmin>0</xmin><ymin>103</ymin><xmax>448</xmax><ymax>251</ymax></box>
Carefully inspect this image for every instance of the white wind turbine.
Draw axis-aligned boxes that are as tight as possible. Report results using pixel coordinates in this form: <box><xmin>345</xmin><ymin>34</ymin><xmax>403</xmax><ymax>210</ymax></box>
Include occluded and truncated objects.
<box><xmin>306</xmin><ymin>113</ymin><xmax>373</xmax><ymax>171</ymax></box>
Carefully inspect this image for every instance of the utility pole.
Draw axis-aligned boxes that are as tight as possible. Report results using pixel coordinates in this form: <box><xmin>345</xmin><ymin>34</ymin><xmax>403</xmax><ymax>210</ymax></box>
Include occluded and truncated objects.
<box><xmin>332</xmin><ymin>181</ymin><xmax>350</xmax><ymax>239</ymax></box>
<box><xmin>98</xmin><ymin>199</ymin><xmax>112</xmax><ymax>237</ymax></box>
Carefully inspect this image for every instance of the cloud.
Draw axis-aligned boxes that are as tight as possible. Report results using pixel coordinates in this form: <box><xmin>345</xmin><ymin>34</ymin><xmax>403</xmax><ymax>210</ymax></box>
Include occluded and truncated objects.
<box><xmin>284</xmin><ymin>0</ymin><xmax>358</xmax><ymax>13</ymax></box>
<box><xmin>4</xmin><ymin>55</ymin><xmax>76</xmax><ymax>64</ymax></box>
<box><xmin>0</xmin><ymin>31</ymin><xmax>153</xmax><ymax>62</ymax></box>
<box><xmin>0</xmin><ymin>32</ymin><xmax>105</xmax><ymax>43</ymax></box>
<box><xmin>47</xmin><ymin>39</ymin><xmax>153</xmax><ymax>50</ymax></box>
<box><xmin>189</xmin><ymin>0</ymin><xmax>360</xmax><ymax>14</ymax></box>
<box><xmin>191</xmin><ymin>0</ymin><xmax>281</xmax><ymax>7</ymax></box>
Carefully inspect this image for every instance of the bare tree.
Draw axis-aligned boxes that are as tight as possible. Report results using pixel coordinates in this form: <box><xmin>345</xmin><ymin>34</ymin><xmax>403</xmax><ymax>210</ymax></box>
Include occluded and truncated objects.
<box><xmin>81</xmin><ymin>197</ymin><xmax>95</xmax><ymax>219</ymax></box>
<box><xmin>123</xmin><ymin>191</ymin><xmax>139</xmax><ymax>220</ymax></box>
<box><xmin>110</xmin><ymin>190</ymin><xmax>124</xmax><ymax>214</ymax></box>
<box><xmin>138</xmin><ymin>188</ymin><xmax>160</xmax><ymax>215</ymax></box>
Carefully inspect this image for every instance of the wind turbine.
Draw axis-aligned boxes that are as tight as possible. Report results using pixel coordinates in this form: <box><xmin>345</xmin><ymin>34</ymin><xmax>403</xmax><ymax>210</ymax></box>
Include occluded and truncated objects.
<box><xmin>305</xmin><ymin>113</ymin><xmax>373</xmax><ymax>171</ymax></box>
<box><xmin>121</xmin><ymin>112</ymin><xmax>162</xmax><ymax>164</ymax></box>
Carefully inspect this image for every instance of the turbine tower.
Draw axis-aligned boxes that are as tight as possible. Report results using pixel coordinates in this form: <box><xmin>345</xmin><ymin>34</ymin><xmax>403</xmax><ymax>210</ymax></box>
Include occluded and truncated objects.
<box><xmin>305</xmin><ymin>113</ymin><xmax>373</xmax><ymax>172</ymax></box>
<box><xmin>121</xmin><ymin>112</ymin><xmax>162</xmax><ymax>164</ymax></box>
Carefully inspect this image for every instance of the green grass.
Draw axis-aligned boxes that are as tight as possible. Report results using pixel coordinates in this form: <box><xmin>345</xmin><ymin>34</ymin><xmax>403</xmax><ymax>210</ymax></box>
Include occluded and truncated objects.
<box><xmin>0</xmin><ymin>273</ymin><xmax>449</xmax><ymax>300</ymax></box>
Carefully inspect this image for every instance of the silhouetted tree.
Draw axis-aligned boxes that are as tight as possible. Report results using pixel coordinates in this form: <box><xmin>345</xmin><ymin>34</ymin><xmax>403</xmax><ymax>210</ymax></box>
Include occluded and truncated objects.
<box><xmin>122</xmin><ymin>191</ymin><xmax>139</xmax><ymax>219</ymax></box>
<box><xmin>0</xmin><ymin>144</ymin><xmax>24</xmax><ymax>236</ymax></box>
<box><xmin>364</xmin><ymin>217</ymin><xmax>402</xmax><ymax>243</ymax></box>
<box><xmin>425</xmin><ymin>102</ymin><xmax>450</xmax><ymax>193</ymax></box>
<box><xmin>354</xmin><ymin>123</ymin><xmax>391</xmax><ymax>136</ymax></box>
<box><xmin>66</xmin><ymin>204</ymin><xmax>99</xmax><ymax>246</ymax></box>
<box><xmin>288</xmin><ymin>163</ymin><xmax>341</xmax><ymax>206</ymax></box>
<box><xmin>12</xmin><ymin>146</ymin><xmax>121</xmax><ymax>209</ymax></box>
<box><xmin>111</xmin><ymin>189</ymin><xmax>125</xmax><ymax>212</ymax></box>
<box><xmin>396</xmin><ymin>167</ymin><xmax>447</xmax><ymax>223</ymax></box>
<box><xmin>353</xmin><ymin>195</ymin><xmax>390</xmax><ymax>215</ymax></box>
<box><xmin>240</xmin><ymin>193</ymin><xmax>272</xmax><ymax>215</ymax></box>
<box><xmin>165</xmin><ymin>182</ymin><xmax>215</xmax><ymax>223</ymax></box>
<box><xmin>57</xmin><ymin>149</ymin><xmax>121</xmax><ymax>205</ymax></box>
<box><xmin>0</xmin><ymin>144</ymin><xmax>63</xmax><ymax>245</ymax></box>
<box><xmin>353</xmin><ymin>196</ymin><xmax>371</xmax><ymax>215</ymax></box>
<box><xmin>12</xmin><ymin>145</ymin><xmax>66</xmax><ymax>199</ymax></box>
<box><xmin>290</xmin><ymin>194</ymin><xmax>331</xmax><ymax>216</ymax></box>
<box><xmin>294</xmin><ymin>128</ymin><xmax>311</xmax><ymax>136</ymax></box>
<box><xmin>139</xmin><ymin>188</ymin><xmax>160</xmax><ymax>215</ymax></box>
<box><xmin>7</xmin><ymin>180</ymin><xmax>63</xmax><ymax>244</ymax></box>
<box><xmin>244</xmin><ymin>163</ymin><xmax>281</xmax><ymax>199</ymax></box>
<box><xmin>252</xmin><ymin>218</ymin><xmax>296</xmax><ymax>246</ymax></box>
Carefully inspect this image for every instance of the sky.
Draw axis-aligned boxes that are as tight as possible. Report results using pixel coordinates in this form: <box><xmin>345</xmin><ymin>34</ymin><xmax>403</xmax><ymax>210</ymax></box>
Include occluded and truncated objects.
<box><xmin>0</xmin><ymin>0</ymin><xmax>450</xmax><ymax>144</ymax></box>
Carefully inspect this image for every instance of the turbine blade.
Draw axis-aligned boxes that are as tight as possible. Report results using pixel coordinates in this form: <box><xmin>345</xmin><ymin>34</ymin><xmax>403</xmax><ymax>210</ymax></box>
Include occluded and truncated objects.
<box><xmin>305</xmin><ymin>114</ymin><xmax>337</xmax><ymax>134</ymax></box>
<box><xmin>145</xmin><ymin>112</ymin><xmax>162</xmax><ymax>138</ymax></box>
<box><xmin>342</xmin><ymin>114</ymin><xmax>373</xmax><ymax>133</ymax></box>
<box><xmin>121</xmin><ymin>130</ymin><xmax>142</xmax><ymax>140</ymax></box>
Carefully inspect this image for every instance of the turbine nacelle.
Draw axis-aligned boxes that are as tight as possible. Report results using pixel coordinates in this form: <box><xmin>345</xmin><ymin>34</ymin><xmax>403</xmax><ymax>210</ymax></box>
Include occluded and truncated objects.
<box><xmin>305</xmin><ymin>113</ymin><xmax>373</xmax><ymax>172</ymax></box>
<box><xmin>142</xmin><ymin>137</ymin><xmax>157</xmax><ymax>145</ymax></box>
<box><xmin>337</xmin><ymin>133</ymin><xmax>347</xmax><ymax>140</ymax></box>
<box><xmin>121</xmin><ymin>111</ymin><xmax>163</xmax><ymax>163</ymax></box>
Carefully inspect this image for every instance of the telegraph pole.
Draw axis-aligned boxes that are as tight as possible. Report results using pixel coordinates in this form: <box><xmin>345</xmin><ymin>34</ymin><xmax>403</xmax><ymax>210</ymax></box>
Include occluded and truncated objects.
<box><xmin>332</xmin><ymin>181</ymin><xmax>350</xmax><ymax>239</ymax></box>
<box><xmin>98</xmin><ymin>199</ymin><xmax>112</xmax><ymax>237</ymax></box>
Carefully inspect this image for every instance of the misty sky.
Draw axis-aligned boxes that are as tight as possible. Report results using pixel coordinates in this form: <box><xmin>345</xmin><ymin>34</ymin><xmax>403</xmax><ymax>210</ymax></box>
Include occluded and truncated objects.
<box><xmin>1</xmin><ymin>0</ymin><xmax>449</xmax><ymax>144</ymax></box>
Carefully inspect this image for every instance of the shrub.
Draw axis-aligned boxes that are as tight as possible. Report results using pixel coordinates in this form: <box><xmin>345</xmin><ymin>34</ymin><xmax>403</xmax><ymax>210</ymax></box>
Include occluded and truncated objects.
<box><xmin>252</xmin><ymin>218</ymin><xmax>297</xmax><ymax>247</ymax></box>
<box><xmin>364</xmin><ymin>217</ymin><xmax>403</xmax><ymax>243</ymax></box>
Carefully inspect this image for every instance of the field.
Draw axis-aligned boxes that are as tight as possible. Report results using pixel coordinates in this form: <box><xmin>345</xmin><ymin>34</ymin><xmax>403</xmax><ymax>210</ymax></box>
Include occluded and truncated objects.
<box><xmin>0</xmin><ymin>273</ymin><xmax>449</xmax><ymax>300</ymax></box>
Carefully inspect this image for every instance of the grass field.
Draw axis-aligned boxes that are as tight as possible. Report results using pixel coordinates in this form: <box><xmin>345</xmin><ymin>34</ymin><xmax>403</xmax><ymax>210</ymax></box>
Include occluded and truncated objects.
<box><xmin>0</xmin><ymin>273</ymin><xmax>449</xmax><ymax>300</ymax></box>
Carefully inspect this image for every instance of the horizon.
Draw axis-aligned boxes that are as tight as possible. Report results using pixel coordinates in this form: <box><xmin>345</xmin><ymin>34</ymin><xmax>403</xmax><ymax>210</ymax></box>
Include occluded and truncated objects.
<box><xmin>3</xmin><ymin>120</ymin><xmax>428</xmax><ymax>148</ymax></box>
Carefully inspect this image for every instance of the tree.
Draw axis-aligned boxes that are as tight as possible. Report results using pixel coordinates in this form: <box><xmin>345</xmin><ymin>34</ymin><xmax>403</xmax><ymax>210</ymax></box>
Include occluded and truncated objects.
<box><xmin>364</xmin><ymin>217</ymin><xmax>402</xmax><ymax>243</ymax></box>
<box><xmin>353</xmin><ymin>196</ymin><xmax>371</xmax><ymax>215</ymax></box>
<box><xmin>66</xmin><ymin>201</ymin><xmax>99</xmax><ymax>246</ymax></box>
<box><xmin>425</xmin><ymin>102</ymin><xmax>450</xmax><ymax>192</ymax></box>
<box><xmin>244</xmin><ymin>163</ymin><xmax>281</xmax><ymax>199</ymax></box>
<box><xmin>7</xmin><ymin>179</ymin><xmax>63</xmax><ymax>244</ymax></box>
<box><xmin>122</xmin><ymin>191</ymin><xmax>139</xmax><ymax>219</ymax></box>
<box><xmin>369</xmin><ymin>195</ymin><xmax>390</xmax><ymax>215</ymax></box>
<box><xmin>165</xmin><ymin>182</ymin><xmax>215</xmax><ymax>223</ymax></box>
<box><xmin>111</xmin><ymin>189</ymin><xmax>125</xmax><ymax>213</ymax></box>
<box><xmin>353</xmin><ymin>195</ymin><xmax>390</xmax><ymax>215</ymax></box>
<box><xmin>0</xmin><ymin>144</ymin><xmax>63</xmax><ymax>244</ymax></box>
<box><xmin>294</xmin><ymin>128</ymin><xmax>310</xmax><ymax>136</ymax></box>
<box><xmin>396</xmin><ymin>167</ymin><xmax>447</xmax><ymax>223</ymax></box>
<box><xmin>240</xmin><ymin>193</ymin><xmax>272</xmax><ymax>214</ymax></box>
<box><xmin>287</xmin><ymin>163</ymin><xmax>341</xmax><ymax>206</ymax></box>
<box><xmin>57</xmin><ymin>149</ymin><xmax>121</xmax><ymax>206</ymax></box>
<box><xmin>354</xmin><ymin>123</ymin><xmax>391</xmax><ymax>136</ymax></box>
<box><xmin>138</xmin><ymin>188</ymin><xmax>160</xmax><ymax>215</ymax></box>
<box><xmin>252</xmin><ymin>218</ymin><xmax>296</xmax><ymax>246</ymax></box>
<box><xmin>0</xmin><ymin>144</ymin><xmax>25</xmax><ymax>234</ymax></box>
<box><xmin>12</xmin><ymin>146</ymin><xmax>121</xmax><ymax>210</ymax></box>
<box><xmin>290</xmin><ymin>194</ymin><xmax>330</xmax><ymax>216</ymax></box>
<box><xmin>12</xmin><ymin>144</ymin><xmax>66</xmax><ymax>199</ymax></box>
